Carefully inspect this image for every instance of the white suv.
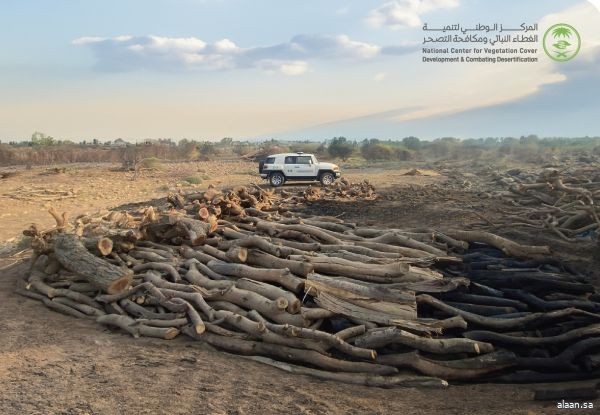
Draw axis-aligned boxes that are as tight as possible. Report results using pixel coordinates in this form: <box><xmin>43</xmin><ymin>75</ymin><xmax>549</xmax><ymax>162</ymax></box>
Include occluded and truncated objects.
<box><xmin>259</xmin><ymin>152</ymin><xmax>342</xmax><ymax>187</ymax></box>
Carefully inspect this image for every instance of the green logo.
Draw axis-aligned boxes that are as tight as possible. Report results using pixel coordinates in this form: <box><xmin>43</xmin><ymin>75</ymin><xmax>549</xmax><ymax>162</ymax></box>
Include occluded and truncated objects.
<box><xmin>543</xmin><ymin>23</ymin><xmax>581</xmax><ymax>62</ymax></box>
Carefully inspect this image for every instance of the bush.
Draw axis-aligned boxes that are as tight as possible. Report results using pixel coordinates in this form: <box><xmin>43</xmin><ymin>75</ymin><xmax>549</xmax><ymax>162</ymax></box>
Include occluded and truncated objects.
<box><xmin>402</xmin><ymin>136</ymin><xmax>421</xmax><ymax>150</ymax></box>
<box><xmin>233</xmin><ymin>144</ymin><xmax>254</xmax><ymax>156</ymax></box>
<box><xmin>328</xmin><ymin>137</ymin><xmax>354</xmax><ymax>160</ymax></box>
<box><xmin>138</xmin><ymin>157</ymin><xmax>162</xmax><ymax>170</ymax></box>
<box><xmin>361</xmin><ymin>141</ymin><xmax>393</xmax><ymax>160</ymax></box>
<box><xmin>199</xmin><ymin>142</ymin><xmax>217</xmax><ymax>156</ymax></box>
<box><xmin>184</xmin><ymin>175</ymin><xmax>204</xmax><ymax>184</ymax></box>
<box><xmin>394</xmin><ymin>148</ymin><xmax>414</xmax><ymax>161</ymax></box>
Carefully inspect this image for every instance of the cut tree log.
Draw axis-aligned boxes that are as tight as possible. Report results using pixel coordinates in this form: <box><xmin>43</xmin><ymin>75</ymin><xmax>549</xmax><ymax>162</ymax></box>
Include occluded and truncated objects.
<box><xmin>291</xmin><ymin>255</ymin><xmax>440</xmax><ymax>283</ymax></box>
<box><xmin>82</xmin><ymin>237</ymin><xmax>114</xmax><ymax>256</ymax></box>
<box><xmin>242</xmin><ymin>356</ymin><xmax>448</xmax><ymax>388</ymax></box>
<box><xmin>315</xmin><ymin>292</ymin><xmax>439</xmax><ymax>335</ymax></box>
<box><xmin>376</xmin><ymin>351</ymin><xmax>516</xmax><ymax>381</ymax></box>
<box><xmin>305</xmin><ymin>274</ymin><xmax>417</xmax><ymax>320</ymax></box>
<box><xmin>97</xmin><ymin>314</ymin><xmax>179</xmax><ymax>339</ymax></box>
<box><xmin>226</xmin><ymin>246</ymin><xmax>248</xmax><ymax>263</ymax></box>
<box><xmin>417</xmin><ymin>294</ymin><xmax>600</xmax><ymax>331</ymax></box>
<box><xmin>235</xmin><ymin>278</ymin><xmax>301</xmax><ymax>314</ymax></box>
<box><xmin>444</xmin><ymin>230</ymin><xmax>551</xmax><ymax>258</ymax></box>
<box><xmin>246</xmin><ymin>249</ymin><xmax>313</xmax><ymax>277</ymax></box>
<box><xmin>185</xmin><ymin>330</ymin><xmax>396</xmax><ymax>375</ymax></box>
<box><xmin>464</xmin><ymin>323</ymin><xmax>600</xmax><ymax>347</ymax></box>
<box><xmin>53</xmin><ymin>233</ymin><xmax>133</xmax><ymax>294</ymax></box>
<box><xmin>206</xmin><ymin>260</ymin><xmax>304</xmax><ymax>293</ymax></box>
<box><xmin>354</xmin><ymin>327</ymin><xmax>494</xmax><ymax>355</ymax></box>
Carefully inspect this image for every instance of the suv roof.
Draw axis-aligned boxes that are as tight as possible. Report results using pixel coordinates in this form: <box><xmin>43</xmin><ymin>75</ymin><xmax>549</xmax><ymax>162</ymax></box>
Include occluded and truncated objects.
<box><xmin>267</xmin><ymin>152</ymin><xmax>313</xmax><ymax>158</ymax></box>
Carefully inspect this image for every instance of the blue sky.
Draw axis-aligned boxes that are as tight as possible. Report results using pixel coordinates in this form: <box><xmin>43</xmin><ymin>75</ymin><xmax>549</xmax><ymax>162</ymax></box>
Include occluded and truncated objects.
<box><xmin>0</xmin><ymin>0</ymin><xmax>598</xmax><ymax>141</ymax></box>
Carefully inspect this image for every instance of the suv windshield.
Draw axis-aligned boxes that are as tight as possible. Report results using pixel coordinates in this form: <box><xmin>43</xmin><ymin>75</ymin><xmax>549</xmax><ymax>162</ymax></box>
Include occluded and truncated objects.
<box><xmin>265</xmin><ymin>157</ymin><xmax>275</xmax><ymax>164</ymax></box>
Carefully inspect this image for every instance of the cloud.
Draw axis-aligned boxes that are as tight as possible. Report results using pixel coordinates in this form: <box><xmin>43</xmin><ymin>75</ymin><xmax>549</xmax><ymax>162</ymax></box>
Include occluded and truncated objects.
<box><xmin>367</xmin><ymin>0</ymin><xmax>460</xmax><ymax>29</ymax></box>
<box><xmin>288</xmin><ymin>34</ymin><xmax>381</xmax><ymax>59</ymax></box>
<box><xmin>373</xmin><ymin>72</ymin><xmax>386</xmax><ymax>82</ymax></box>
<box><xmin>258</xmin><ymin>60</ymin><xmax>309</xmax><ymax>76</ymax></box>
<box><xmin>74</xmin><ymin>34</ymin><xmax>395</xmax><ymax>75</ymax></box>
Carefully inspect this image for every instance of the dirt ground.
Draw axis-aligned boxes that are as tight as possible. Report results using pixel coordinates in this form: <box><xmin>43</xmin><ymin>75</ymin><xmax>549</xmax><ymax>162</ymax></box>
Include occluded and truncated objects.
<box><xmin>0</xmin><ymin>161</ymin><xmax>598</xmax><ymax>414</ymax></box>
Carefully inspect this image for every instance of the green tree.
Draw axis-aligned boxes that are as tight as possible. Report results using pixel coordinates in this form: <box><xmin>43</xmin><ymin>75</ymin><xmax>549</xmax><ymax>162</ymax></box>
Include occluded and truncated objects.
<box><xmin>327</xmin><ymin>137</ymin><xmax>353</xmax><ymax>160</ymax></box>
<box><xmin>520</xmin><ymin>134</ymin><xmax>539</xmax><ymax>145</ymax></box>
<box><xmin>361</xmin><ymin>139</ymin><xmax>392</xmax><ymax>160</ymax></box>
<box><xmin>31</xmin><ymin>131</ymin><xmax>55</xmax><ymax>147</ymax></box>
<box><xmin>199</xmin><ymin>142</ymin><xmax>216</xmax><ymax>156</ymax></box>
<box><xmin>402</xmin><ymin>136</ymin><xmax>421</xmax><ymax>150</ymax></box>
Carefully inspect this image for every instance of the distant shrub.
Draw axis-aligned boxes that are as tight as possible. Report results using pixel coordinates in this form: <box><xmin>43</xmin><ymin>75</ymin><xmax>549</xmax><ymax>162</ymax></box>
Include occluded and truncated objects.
<box><xmin>402</xmin><ymin>136</ymin><xmax>421</xmax><ymax>150</ymax></box>
<box><xmin>361</xmin><ymin>141</ymin><xmax>393</xmax><ymax>160</ymax></box>
<box><xmin>200</xmin><ymin>143</ymin><xmax>215</xmax><ymax>154</ymax></box>
<box><xmin>184</xmin><ymin>175</ymin><xmax>204</xmax><ymax>184</ymax></box>
<box><xmin>393</xmin><ymin>148</ymin><xmax>414</xmax><ymax>161</ymax></box>
<box><xmin>233</xmin><ymin>144</ymin><xmax>254</xmax><ymax>156</ymax></box>
<box><xmin>138</xmin><ymin>157</ymin><xmax>162</xmax><ymax>170</ymax></box>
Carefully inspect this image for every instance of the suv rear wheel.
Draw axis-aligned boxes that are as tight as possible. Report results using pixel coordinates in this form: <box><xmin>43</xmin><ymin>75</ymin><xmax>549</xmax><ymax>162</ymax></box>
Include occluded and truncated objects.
<box><xmin>320</xmin><ymin>172</ymin><xmax>335</xmax><ymax>186</ymax></box>
<box><xmin>269</xmin><ymin>172</ymin><xmax>285</xmax><ymax>187</ymax></box>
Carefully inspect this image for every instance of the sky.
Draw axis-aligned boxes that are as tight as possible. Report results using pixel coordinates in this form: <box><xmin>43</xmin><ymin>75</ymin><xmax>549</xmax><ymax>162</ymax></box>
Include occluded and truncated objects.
<box><xmin>0</xmin><ymin>0</ymin><xmax>599</xmax><ymax>141</ymax></box>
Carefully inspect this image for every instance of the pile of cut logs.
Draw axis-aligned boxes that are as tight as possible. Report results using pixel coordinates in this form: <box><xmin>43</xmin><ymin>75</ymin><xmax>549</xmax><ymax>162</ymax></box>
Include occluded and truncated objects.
<box><xmin>487</xmin><ymin>168</ymin><xmax>600</xmax><ymax>243</ymax></box>
<box><xmin>16</xmin><ymin>185</ymin><xmax>600</xmax><ymax>388</ymax></box>
<box><xmin>276</xmin><ymin>178</ymin><xmax>376</xmax><ymax>205</ymax></box>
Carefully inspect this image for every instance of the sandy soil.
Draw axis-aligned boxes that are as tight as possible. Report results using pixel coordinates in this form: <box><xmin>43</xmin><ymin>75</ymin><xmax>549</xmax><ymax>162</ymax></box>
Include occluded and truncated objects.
<box><xmin>1</xmin><ymin>261</ymin><xmax>589</xmax><ymax>415</ymax></box>
<box><xmin>0</xmin><ymin>161</ymin><xmax>598</xmax><ymax>414</ymax></box>
<box><xmin>0</xmin><ymin>162</ymin><xmax>439</xmax><ymax>242</ymax></box>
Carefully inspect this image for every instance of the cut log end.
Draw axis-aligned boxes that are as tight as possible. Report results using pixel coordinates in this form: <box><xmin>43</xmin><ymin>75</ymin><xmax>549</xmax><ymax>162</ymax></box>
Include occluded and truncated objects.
<box><xmin>164</xmin><ymin>328</ymin><xmax>181</xmax><ymax>340</ymax></box>
<box><xmin>97</xmin><ymin>238</ymin><xmax>114</xmax><ymax>256</ymax></box>
<box><xmin>107</xmin><ymin>274</ymin><xmax>134</xmax><ymax>295</ymax></box>
<box><xmin>226</xmin><ymin>246</ymin><xmax>248</xmax><ymax>263</ymax></box>
<box><xmin>198</xmin><ymin>207</ymin><xmax>210</xmax><ymax>220</ymax></box>
<box><xmin>276</xmin><ymin>297</ymin><xmax>289</xmax><ymax>311</ymax></box>
<box><xmin>208</xmin><ymin>215</ymin><xmax>219</xmax><ymax>233</ymax></box>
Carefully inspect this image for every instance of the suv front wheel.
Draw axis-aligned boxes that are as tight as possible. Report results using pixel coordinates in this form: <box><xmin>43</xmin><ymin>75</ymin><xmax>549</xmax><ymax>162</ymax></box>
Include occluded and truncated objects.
<box><xmin>269</xmin><ymin>172</ymin><xmax>285</xmax><ymax>187</ymax></box>
<box><xmin>320</xmin><ymin>172</ymin><xmax>335</xmax><ymax>186</ymax></box>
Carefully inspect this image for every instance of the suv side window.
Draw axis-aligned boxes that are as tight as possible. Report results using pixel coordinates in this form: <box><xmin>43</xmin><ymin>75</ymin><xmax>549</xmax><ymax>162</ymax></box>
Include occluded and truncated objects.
<box><xmin>265</xmin><ymin>157</ymin><xmax>275</xmax><ymax>164</ymax></box>
<box><xmin>284</xmin><ymin>156</ymin><xmax>297</xmax><ymax>164</ymax></box>
<box><xmin>296</xmin><ymin>156</ymin><xmax>312</xmax><ymax>164</ymax></box>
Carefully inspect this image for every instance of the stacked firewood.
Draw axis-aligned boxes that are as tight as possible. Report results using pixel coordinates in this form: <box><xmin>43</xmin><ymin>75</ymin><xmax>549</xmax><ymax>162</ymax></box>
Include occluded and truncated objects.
<box><xmin>16</xmin><ymin>185</ymin><xmax>600</xmax><ymax>388</ymax></box>
<box><xmin>486</xmin><ymin>168</ymin><xmax>600</xmax><ymax>243</ymax></box>
<box><xmin>275</xmin><ymin>179</ymin><xmax>376</xmax><ymax>205</ymax></box>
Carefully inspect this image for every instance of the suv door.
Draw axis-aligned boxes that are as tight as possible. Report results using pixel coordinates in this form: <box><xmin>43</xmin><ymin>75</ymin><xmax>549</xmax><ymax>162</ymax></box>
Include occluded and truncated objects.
<box><xmin>296</xmin><ymin>155</ymin><xmax>318</xmax><ymax>177</ymax></box>
<box><xmin>284</xmin><ymin>156</ymin><xmax>300</xmax><ymax>177</ymax></box>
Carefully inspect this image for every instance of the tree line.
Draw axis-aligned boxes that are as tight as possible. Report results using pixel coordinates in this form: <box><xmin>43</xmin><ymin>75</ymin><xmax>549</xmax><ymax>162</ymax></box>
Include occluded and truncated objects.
<box><xmin>1</xmin><ymin>132</ymin><xmax>599</xmax><ymax>166</ymax></box>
